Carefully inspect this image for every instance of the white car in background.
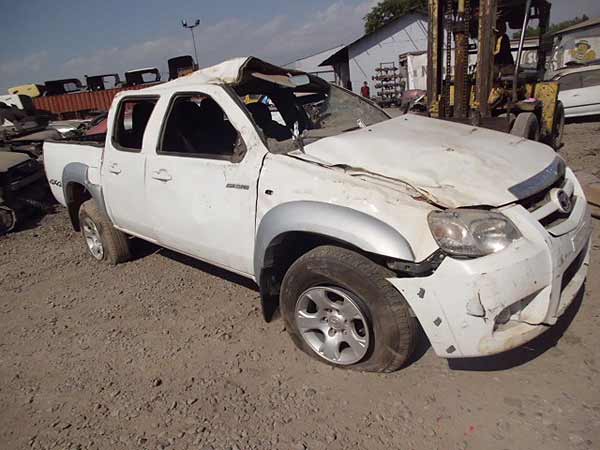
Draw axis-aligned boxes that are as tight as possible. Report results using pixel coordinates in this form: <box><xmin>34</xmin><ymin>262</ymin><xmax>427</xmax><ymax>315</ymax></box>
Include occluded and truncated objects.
<box><xmin>553</xmin><ymin>64</ymin><xmax>600</xmax><ymax>119</ymax></box>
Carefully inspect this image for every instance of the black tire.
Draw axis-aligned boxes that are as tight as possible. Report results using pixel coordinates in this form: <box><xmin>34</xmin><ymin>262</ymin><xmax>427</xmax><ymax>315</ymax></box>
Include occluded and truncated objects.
<box><xmin>510</xmin><ymin>112</ymin><xmax>540</xmax><ymax>141</ymax></box>
<box><xmin>0</xmin><ymin>205</ymin><xmax>16</xmax><ymax>236</ymax></box>
<box><xmin>78</xmin><ymin>200</ymin><xmax>130</xmax><ymax>265</ymax></box>
<box><xmin>549</xmin><ymin>101</ymin><xmax>565</xmax><ymax>151</ymax></box>
<box><xmin>280</xmin><ymin>245</ymin><xmax>417</xmax><ymax>372</ymax></box>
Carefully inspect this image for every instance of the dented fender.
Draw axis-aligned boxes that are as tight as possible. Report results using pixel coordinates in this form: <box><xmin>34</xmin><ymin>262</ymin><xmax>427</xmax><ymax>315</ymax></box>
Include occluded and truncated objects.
<box><xmin>254</xmin><ymin>200</ymin><xmax>415</xmax><ymax>278</ymax></box>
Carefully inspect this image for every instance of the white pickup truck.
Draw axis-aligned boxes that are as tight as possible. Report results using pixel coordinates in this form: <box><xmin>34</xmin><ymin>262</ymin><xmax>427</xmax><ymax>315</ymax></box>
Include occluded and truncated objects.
<box><xmin>44</xmin><ymin>57</ymin><xmax>592</xmax><ymax>372</ymax></box>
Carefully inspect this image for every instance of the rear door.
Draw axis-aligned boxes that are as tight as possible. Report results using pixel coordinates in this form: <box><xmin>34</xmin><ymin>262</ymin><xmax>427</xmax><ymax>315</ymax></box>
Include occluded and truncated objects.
<box><xmin>102</xmin><ymin>96</ymin><xmax>159</xmax><ymax>239</ymax></box>
<box><xmin>146</xmin><ymin>86</ymin><xmax>267</xmax><ymax>276</ymax></box>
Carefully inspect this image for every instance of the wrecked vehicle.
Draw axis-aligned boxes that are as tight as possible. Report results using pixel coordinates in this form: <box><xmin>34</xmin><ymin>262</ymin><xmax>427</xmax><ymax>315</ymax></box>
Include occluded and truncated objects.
<box><xmin>0</xmin><ymin>150</ymin><xmax>47</xmax><ymax>235</ymax></box>
<box><xmin>43</xmin><ymin>57</ymin><xmax>592</xmax><ymax>372</ymax></box>
<box><xmin>124</xmin><ymin>68</ymin><xmax>161</xmax><ymax>86</ymax></box>
<box><xmin>43</xmin><ymin>78</ymin><xmax>84</xmax><ymax>96</ymax></box>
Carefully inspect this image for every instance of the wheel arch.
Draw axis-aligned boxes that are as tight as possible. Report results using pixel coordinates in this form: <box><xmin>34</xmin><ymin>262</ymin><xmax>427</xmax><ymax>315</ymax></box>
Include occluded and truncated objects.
<box><xmin>254</xmin><ymin>201</ymin><xmax>415</xmax><ymax>321</ymax></box>
<box><xmin>62</xmin><ymin>162</ymin><xmax>107</xmax><ymax>231</ymax></box>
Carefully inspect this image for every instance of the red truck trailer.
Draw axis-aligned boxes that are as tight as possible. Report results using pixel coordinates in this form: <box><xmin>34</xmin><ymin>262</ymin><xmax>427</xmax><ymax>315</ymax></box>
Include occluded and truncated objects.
<box><xmin>31</xmin><ymin>83</ymin><xmax>157</xmax><ymax>119</ymax></box>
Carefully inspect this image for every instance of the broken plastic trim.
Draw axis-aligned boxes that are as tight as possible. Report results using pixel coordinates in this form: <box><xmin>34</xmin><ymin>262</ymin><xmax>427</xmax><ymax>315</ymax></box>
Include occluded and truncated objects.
<box><xmin>386</xmin><ymin>249</ymin><xmax>446</xmax><ymax>277</ymax></box>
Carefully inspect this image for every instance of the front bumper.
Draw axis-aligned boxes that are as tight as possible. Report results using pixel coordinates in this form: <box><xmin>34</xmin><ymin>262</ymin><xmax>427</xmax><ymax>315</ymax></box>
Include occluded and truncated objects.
<box><xmin>389</xmin><ymin>177</ymin><xmax>593</xmax><ymax>359</ymax></box>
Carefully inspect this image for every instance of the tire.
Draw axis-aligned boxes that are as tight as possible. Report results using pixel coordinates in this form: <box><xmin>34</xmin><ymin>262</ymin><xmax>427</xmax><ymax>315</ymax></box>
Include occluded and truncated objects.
<box><xmin>280</xmin><ymin>245</ymin><xmax>417</xmax><ymax>372</ymax></box>
<box><xmin>78</xmin><ymin>200</ymin><xmax>130</xmax><ymax>265</ymax></box>
<box><xmin>549</xmin><ymin>101</ymin><xmax>565</xmax><ymax>151</ymax></box>
<box><xmin>510</xmin><ymin>112</ymin><xmax>540</xmax><ymax>141</ymax></box>
<box><xmin>0</xmin><ymin>205</ymin><xmax>16</xmax><ymax>236</ymax></box>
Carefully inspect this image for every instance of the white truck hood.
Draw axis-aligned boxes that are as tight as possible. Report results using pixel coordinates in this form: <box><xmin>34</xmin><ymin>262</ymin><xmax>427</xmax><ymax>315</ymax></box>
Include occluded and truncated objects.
<box><xmin>292</xmin><ymin>114</ymin><xmax>557</xmax><ymax>208</ymax></box>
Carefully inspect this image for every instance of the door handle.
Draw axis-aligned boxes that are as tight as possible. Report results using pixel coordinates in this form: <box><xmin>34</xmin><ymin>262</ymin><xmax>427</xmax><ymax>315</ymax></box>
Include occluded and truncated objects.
<box><xmin>152</xmin><ymin>169</ymin><xmax>172</xmax><ymax>182</ymax></box>
<box><xmin>108</xmin><ymin>163</ymin><xmax>121</xmax><ymax>175</ymax></box>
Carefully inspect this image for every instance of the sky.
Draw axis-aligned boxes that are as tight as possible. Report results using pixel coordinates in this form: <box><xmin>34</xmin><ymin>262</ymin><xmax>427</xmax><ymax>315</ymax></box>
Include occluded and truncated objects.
<box><xmin>1</xmin><ymin>0</ymin><xmax>599</xmax><ymax>93</ymax></box>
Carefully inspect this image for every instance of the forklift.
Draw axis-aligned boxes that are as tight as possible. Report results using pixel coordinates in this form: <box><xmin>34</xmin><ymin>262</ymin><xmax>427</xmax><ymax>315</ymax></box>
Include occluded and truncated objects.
<box><xmin>426</xmin><ymin>0</ymin><xmax>565</xmax><ymax>149</ymax></box>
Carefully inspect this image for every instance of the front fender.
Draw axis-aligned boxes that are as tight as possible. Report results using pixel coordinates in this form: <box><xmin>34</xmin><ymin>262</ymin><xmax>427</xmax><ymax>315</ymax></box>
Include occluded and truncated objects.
<box><xmin>254</xmin><ymin>200</ymin><xmax>414</xmax><ymax>277</ymax></box>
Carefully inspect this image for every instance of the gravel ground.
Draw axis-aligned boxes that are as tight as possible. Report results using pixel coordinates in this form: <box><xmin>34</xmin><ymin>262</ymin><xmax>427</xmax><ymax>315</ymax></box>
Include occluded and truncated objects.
<box><xmin>1</xmin><ymin>121</ymin><xmax>599</xmax><ymax>450</ymax></box>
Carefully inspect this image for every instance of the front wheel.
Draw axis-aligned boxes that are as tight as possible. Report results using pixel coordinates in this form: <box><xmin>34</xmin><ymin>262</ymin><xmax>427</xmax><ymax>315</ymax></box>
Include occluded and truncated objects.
<box><xmin>280</xmin><ymin>246</ymin><xmax>417</xmax><ymax>372</ymax></box>
<box><xmin>510</xmin><ymin>112</ymin><xmax>540</xmax><ymax>141</ymax></box>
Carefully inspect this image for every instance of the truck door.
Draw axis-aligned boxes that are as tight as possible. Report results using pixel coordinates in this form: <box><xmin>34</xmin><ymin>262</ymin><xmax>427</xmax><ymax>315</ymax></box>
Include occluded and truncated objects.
<box><xmin>102</xmin><ymin>96</ymin><xmax>159</xmax><ymax>239</ymax></box>
<box><xmin>146</xmin><ymin>87</ymin><xmax>267</xmax><ymax>276</ymax></box>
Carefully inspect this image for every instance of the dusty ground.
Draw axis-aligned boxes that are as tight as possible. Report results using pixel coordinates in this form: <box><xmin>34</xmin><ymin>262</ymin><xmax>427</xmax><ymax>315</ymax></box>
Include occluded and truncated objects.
<box><xmin>1</xmin><ymin>120</ymin><xmax>600</xmax><ymax>450</ymax></box>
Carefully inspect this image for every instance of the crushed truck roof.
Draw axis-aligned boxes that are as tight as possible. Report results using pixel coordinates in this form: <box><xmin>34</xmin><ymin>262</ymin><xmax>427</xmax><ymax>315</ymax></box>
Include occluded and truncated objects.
<box><xmin>131</xmin><ymin>57</ymin><xmax>328</xmax><ymax>96</ymax></box>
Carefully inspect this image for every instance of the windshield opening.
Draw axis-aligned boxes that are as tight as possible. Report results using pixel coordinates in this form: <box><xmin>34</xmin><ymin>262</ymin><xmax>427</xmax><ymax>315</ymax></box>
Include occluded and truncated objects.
<box><xmin>233</xmin><ymin>69</ymin><xmax>390</xmax><ymax>153</ymax></box>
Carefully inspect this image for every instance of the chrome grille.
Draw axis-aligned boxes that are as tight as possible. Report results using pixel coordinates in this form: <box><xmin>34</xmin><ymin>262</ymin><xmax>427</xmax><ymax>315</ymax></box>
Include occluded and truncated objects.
<box><xmin>517</xmin><ymin>176</ymin><xmax>576</xmax><ymax>232</ymax></box>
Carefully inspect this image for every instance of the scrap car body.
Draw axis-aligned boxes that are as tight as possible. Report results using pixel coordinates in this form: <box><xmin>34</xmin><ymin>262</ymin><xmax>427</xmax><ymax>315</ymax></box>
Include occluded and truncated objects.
<box><xmin>43</xmin><ymin>57</ymin><xmax>591</xmax><ymax>370</ymax></box>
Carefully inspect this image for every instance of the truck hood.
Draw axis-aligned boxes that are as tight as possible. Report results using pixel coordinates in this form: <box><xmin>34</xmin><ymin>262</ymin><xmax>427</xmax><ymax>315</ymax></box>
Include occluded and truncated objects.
<box><xmin>292</xmin><ymin>114</ymin><xmax>558</xmax><ymax>208</ymax></box>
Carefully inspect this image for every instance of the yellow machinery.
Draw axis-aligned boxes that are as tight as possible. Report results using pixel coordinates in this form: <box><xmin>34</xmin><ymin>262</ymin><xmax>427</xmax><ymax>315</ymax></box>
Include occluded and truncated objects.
<box><xmin>8</xmin><ymin>84</ymin><xmax>45</xmax><ymax>98</ymax></box>
<box><xmin>426</xmin><ymin>0</ymin><xmax>565</xmax><ymax>149</ymax></box>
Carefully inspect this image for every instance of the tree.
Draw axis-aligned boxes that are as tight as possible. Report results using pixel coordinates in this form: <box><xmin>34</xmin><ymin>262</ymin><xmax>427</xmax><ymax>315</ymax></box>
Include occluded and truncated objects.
<box><xmin>512</xmin><ymin>14</ymin><xmax>589</xmax><ymax>39</ymax></box>
<box><xmin>364</xmin><ymin>0</ymin><xmax>427</xmax><ymax>34</ymax></box>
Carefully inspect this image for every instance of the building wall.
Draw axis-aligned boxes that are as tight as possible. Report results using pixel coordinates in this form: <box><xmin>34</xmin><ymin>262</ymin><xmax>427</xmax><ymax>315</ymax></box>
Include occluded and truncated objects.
<box><xmin>285</xmin><ymin>45</ymin><xmax>345</xmax><ymax>83</ymax></box>
<box><xmin>550</xmin><ymin>25</ymin><xmax>600</xmax><ymax>74</ymax></box>
<box><xmin>347</xmin><ymin>14</ymin><xmax>428</xmax><ymax>94</ymax></box>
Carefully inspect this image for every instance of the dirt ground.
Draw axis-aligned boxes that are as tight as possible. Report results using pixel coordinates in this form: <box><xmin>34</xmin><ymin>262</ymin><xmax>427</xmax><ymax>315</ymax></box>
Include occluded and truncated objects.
<box><xmin>1</xmin><ymin>120</ymin><xmax>599</xmax><ymax>450</ymax></box>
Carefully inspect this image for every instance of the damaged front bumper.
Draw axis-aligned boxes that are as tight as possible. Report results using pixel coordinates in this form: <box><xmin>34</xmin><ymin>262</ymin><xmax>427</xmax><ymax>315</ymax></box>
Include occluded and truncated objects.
<box><xmin>388</xmin><ymin>184</ymin><xmax>593</xmax><ymax>359</ymax></box>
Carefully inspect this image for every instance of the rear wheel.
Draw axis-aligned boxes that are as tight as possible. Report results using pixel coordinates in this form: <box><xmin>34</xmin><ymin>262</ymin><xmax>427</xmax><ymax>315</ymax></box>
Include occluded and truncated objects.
<box><xmin>280</xmin><ymin>245</ymin><xmax>417</xmax><ymax>372</ymax></box>
<box><xmin>78</xmin><ymin>200</ymin><xmax>130</xmax><ymax>265</ymax></box>
<box><xmin>510</xmin><ymin>112</ymin><xmax>540</xmax><ymax>141</ymax></box>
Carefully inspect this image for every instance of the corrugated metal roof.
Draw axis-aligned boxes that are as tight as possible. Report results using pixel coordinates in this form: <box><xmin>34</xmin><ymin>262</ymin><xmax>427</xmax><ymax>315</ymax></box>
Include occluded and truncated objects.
<box><xmin>284</xmin><ymin>44</ymin><xmax>347</xmax><ymax>67</ymax></box>
<box><xmin>552</xmin><ymin>17</ymin><xmax>600</xmax><ymax>36</ymax></box>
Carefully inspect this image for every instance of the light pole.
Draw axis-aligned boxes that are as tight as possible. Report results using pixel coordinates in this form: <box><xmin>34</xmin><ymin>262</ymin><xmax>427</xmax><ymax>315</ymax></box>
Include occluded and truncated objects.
<box><xmin>181</xmin><ymin>19</ymin><xmax>200</xmax><ymax>68</ymax></box>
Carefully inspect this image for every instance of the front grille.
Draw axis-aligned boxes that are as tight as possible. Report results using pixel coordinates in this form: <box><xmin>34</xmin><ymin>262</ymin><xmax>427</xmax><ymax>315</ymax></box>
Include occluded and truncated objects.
<box><xmin>539</xmin><ymin>209</ymin><xmax>571</xmax><ymax>229</ymax></box>
<box><xmin>518</xmin><ymin>174</ymin><xmax>565</xmax><ymax>212</ymax></box>
<box><xmin>517</xmin><ymin>175</ymin><xmax>576</xmax><ymax>231</ymax></box>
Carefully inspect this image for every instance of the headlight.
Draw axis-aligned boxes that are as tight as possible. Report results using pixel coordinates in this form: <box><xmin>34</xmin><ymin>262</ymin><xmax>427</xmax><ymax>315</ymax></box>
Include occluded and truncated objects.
<box><xmin>428</xmin><ymin>209</ymin><xmax>521</xmax><ymax>258</ymax></box>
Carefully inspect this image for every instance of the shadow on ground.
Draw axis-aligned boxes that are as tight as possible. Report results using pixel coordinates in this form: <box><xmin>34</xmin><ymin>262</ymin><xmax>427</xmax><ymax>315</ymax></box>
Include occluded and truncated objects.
<box><xmin>130</xmin><ymin>238</ymin><xmax>586</xmax><ymax>372</ymax></box>
<box><xmin>132</xmin><ymin>239</ymin><xmax>258</xmax><ymax>292</ymax></box>
<box><xmin>448</xmin><ymin>285</ymin><xmax>586</xmax><ymax>372</ymax></box>
<box><xmin>566</xmin><ymin>115</ymin><xmax>600</xmax><ymax>125</ymax></box>
<box><xmin>9</xmin><ymin>196</ymin><xmax>57</xmax><ymax>234</ymax></box>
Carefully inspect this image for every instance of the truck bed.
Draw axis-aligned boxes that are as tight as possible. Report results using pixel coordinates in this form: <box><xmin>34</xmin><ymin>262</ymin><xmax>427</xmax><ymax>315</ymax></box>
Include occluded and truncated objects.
<box><xmin>43</xmin><ymin>140</ymin><xmax>103</xmax><ymax>207</ymax></box>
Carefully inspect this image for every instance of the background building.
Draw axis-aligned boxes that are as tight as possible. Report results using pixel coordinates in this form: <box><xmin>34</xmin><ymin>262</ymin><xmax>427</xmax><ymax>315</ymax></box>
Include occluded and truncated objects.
<box><xmin>320</xmin><ymin>12</ymin><xmax>428</xmax><ymax>94</ymax></box>
<box><xmin>286</xmin><ymin>13</ymin><xmax>428</xmax><ymax>95</ymax></box>
<box><xmin>549</xmin><ymin>17</ymin><xmax>600</xmax><ymax>74</ymax></box>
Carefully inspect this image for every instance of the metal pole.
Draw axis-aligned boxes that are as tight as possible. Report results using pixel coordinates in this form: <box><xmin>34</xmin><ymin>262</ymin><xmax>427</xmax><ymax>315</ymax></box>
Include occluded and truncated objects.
<box><xmin>475</xmin><ymin>0</ymin><xmax>497</xmax><ymax>119</ymax></box>
<box><xmin>512</xmin><ymin>0</ymin><xmax>532</xmax><ymax>103</ymax></box>
<box><xmin>427</xmin><ymin>0</ymin><xmax>444</xmax><ymax>117</ymax></box>
<box><xmin>190</xmin><ymin>28</ymin><xmax>199</xmax><ymax>67</ymax></box>
<box><xmin>182</xmin><ymin>19</ymin><xmax>201</xmax><ymax>68</ymax></box>
<box><xmin>454</xmin><ymin>0</ymin><xmax>470</xmax><ymax>119</ymax></box>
